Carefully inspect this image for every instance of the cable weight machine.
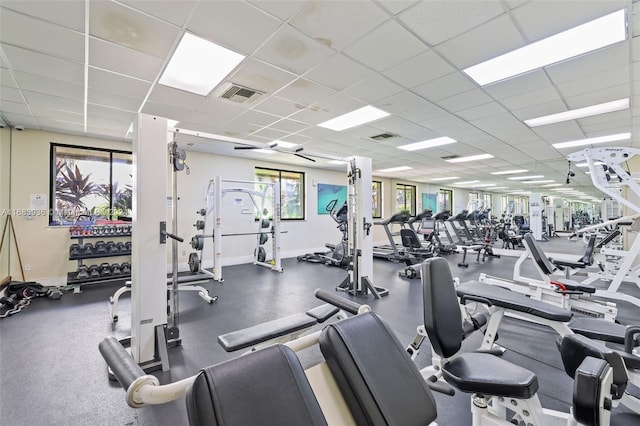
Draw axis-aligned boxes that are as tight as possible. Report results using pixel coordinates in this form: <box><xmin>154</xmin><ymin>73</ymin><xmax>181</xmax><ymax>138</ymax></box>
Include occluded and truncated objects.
<box><xmin>337</xmin><ymin>157</ymin><xmax>388</xmax><ymax>298</ymax></box>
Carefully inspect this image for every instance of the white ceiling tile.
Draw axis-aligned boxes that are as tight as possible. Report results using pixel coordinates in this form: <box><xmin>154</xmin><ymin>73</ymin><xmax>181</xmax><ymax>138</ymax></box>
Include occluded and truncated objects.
<box><xmin>290</xmin><ymin>0</ymin><xmax>388</xmax><ymax>50</ymax></box>
<box><xmin>369</xmin><ymin>116</ymin><xmax>433</xmax><ymax>139</ymax></box>
<box><xmin>518</xmin><ymin>141</ymin><xmax>564</xmax><ymax>161</ymax></box>
<box><xmin>579</xmin><ymin>116</ymin><xmax>632</xmax><ymax>135</ymax></box>
<box><xmin>147</xmin><ymin>85</ymin><xmax>207</xmax><ymax>111</ymax></box>
<box><xmin>88</xmin><ymin>67</ymin><xmax>152</xmax><ymax>99</ymax></box>
<box><xmin>253</xmin><ymin>95</ymin><xmax>304</xmax><ymax>117</ymax></box>
<box><xmin>305</xmin><ymin>54</ymin><xmax>375</xmax><ymax>91</ymax></box>
<box><xmin>482</xmin><ymin>69</ymin><xmax>552</xmax><ymax>100</ymax></box>
<box><xmin>217</xmin><ymin>118</ymin><xmax>263</xmax><ymax>137</ymax></box>
<box><xmin>555</xmin><ymin>67</ymin><xmax>629</xmax><ymax>99</ymax></box>
<box><xmin>510</xmin><ymin>0</ymin><xmax>627</xmax><ymax>42</ymax></box>
<box><xmin>545</xmin><ymin>44</ymin><xmax>627</xmax><ymax>85</ymax></box>
<box><xmin>437</xmin><ymin>89</ymin><xmax>493</xmax><ymax>112</ymax></box>
<box><xmin>0</xmin><ymin>8</ymin><xmax>84</xmax><ymax>62</ymax></box>
<box><xmin>399</xmin><ymin>102</ymin><xmax>448</xmax><ymax>123</ymax></box>
<box><xmin>310</xmin><ymin>93</ymin><xmax>366</xmax><ymax>117</ymax></box>
<box><xmin>253</xmin><ymin>24</ymin><xmax>335</xmax><ymax>75</ymax></box>
<box><xmin>529</xmin><ymin>121</ymin><xmax>584</xmax><ymax>143</ymax></box>
<box><xmin>120</xmin><ymin>0</ymin><xmax>198</xmax><ymax>27</ymax></box>
<box><xmin>374</xmin><ymin>91</ymin><xmax>427</xmax><ymax>115</ymax></box>
<box><xmin>564</xmin><ymin>85</ymin><xmax>631</xmax><ymax>110</ymax></box>
<box><xmin>418</xmin><ymin>112</ymin><xmax>477</xmax><ymax>136</ymax></box>
<box><xmin>413</xmin><ymin>72</ymin><xmax>476</xmax><ymax>101</ymax></box>
<box><xmin>188</xmin><ymin>1</ymin><xmax>282</xmax><ymax>56</ymax></box>
<box><xmin>22</xmin><ymin>91</ymin><xmax>83</xmax><ymax>114</ymax></box>
<box><xmin>511</xmin><ymin>99</ymin><xmax>566</xmax><ymax>121</ymax></box>
<box><xmin>268</xmin><ymin>118</ymin><xmax>308</xmax><ymax>133</ymax></box>
<box><xmin>88</xmin><ymin>104</ymin><xmax>136</xmax><ymax>124</ymax></box>
<box><xmin>377</xmin><ymin>0</ymin><xmax>419</xmax><ymax>15</ymax></box>
<box><xmin>343</xmin><ymin>20</ymin><xmax>426</xmax><ymax>71</ymax></box>
<box><xmin>2</xmin><ymin>112</ymin><xmax>38</xmax><ymax>128</ymax></box>
<box><xmin>382</xmin><ymin>50</ymin><xmax>454</xmax><ymax>88</ymax></box>
<box><xmin>1</xmin><ymin>1</ymin><xmax>85</xmax><ymax>32</ymax></box>
<box><xmin>0</xmin><ymin>85</ymin><xmax>23</xmax><ymax>103</ymax></box>
<box><xmin>250</xmin><ymin>127</ymin><xmax>290</xmax><ymax>140</ymax></box>
<box><xmin>90</xmin><ymin>1</ymin><xmax>180</xmax><ymax>58</ymax></box>
<box><xmin>32</xmin><ymin>108</ymin><xmax>82</xmax><ymax>124</ymax></box>
<box><xmin>279</xmin><ymin>133</ymin><xmax>311</xmax><ymax>144</ymax></box>
<box><xmin>456</xmin><ymin>101</ymin><xmax>507</xmax><ymax>121</ymax></box>
<box><xmin>0</xmin><ymin>99</ymin><xmax>30</xmax><ymax>115</ymax></box>
<box><xmin>342</xmin><ymin>74</ymin><xmax>403</xmax><ymax>103</ymax></box>
<box><xmin>87</xmin><ymin>125</ymin><xmax>129</xmax><ymax>140</ymax></box>
<box><xmin>1</xmin><ymin>44</ymin><xmax>84</xmax><ymax>84</ymax></box>
<box><xmin>437</xmin><ymin>14</ymin><xmax>523</xmax><ymax>69</ymax></box>
<box><xmin>89</xmin><ymin>37</ymin><xmax>164</xmax><ymax>82</ymax></box>
<box><xmin>247</xmin><ymin>0</ymin><xmax>309</xmax><ymax>21</ymax></box>
<box><xmin>227</xmin><ymin>57</ymin><xmax>297</xmax><ymax>94</ymax></box>
<box><xmin>40</xmin><ymin>119</ymin><xmax>84</xmax><ymax>134</ymax></box>
<box><xmin>500</xmin><ymin>86</ymin><xmax>562</xmax><ymax>111</ymax></box>
<box><xmin>196</xmin><ymin>98</ymin><xmax>247</xmax><ymax>121</ymax></box>
<box><xmin>289</xmin><ymin>104</ymin><xmax>339</xmax><ymax>125</ymax></box>
<box><xmin>470</xmin><ymin>113</ymin><xmax>538</xmax><ymax>143</ymax></box>
<box><xmin>141</xmin><ymin>101</ymin><xmax>191</xmax><ymax>122</ymax></box>
<box><xmin>275</xmin><ymin>77</ymin><xmax>335</xmax><ymax>105</ymax></box>
<box><xmin>13</xmin><ymin>71</ymin><xmax>83</xmax><ymax>102</ymax></box>
<box><xmin>236</xmin><ymin>109</ymin><xmax>281</xmax><ymax>127</ymax></box>
<box><xmin>399</xmin><ymin>0</ymin><xmax>505</xmax><ymax>45</ymax></box>
<box><xmin>88</xmin><ymin>88</ymin><xmax>142</xmax><ymax>113</ymax></box>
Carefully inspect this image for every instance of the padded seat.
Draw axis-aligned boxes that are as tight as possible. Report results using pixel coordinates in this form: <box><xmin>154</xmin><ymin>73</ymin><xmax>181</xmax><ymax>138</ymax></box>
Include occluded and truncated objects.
<box><xmin>569</xmin><ymin>317</ymin><xmax>632</xmax><ymax>344</ymax></box>
<box><xmin>186</xmin><ymin>345</ymin><xmax>327</xmax><ymax>426</ymax></box>
<box><xmin>319</xmin><ymin>312</ymin><xmax>437</xmax><ymax>426</ymax></box>
<box><xmin>218</xmin><ymin>313</ymin><xmax>316</xmax><ymax>352</ymax></box>
<box><xmin>442</xmin><ymin>352</ymin><xmax>539</xmax><ymax>399</ymax></box>
<box><xmin>305</xmin><ymin>304</ymin><xmax>339</xmax><ymax>322</ymax></box>
<box><xmin>553</xmin><ymin>279</ymin><xmax>596</xmax><ymax>294</ymax></box>
<box><xmin>456</xmin><ymin>281</ymin><xmax>573</xmax><ymax>322</ymax></box>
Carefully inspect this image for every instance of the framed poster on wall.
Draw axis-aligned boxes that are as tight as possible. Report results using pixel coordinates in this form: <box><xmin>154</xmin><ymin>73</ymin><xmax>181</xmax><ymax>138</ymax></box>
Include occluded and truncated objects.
<box><xmin>422</xmin><ymin>193</ymin><xmax>437</xmax><ymax>212</ymax></box>
<box><xmin>317</xmin><ymin>183</ymin><xmax>347</xmax><ymax>214</ymax></box>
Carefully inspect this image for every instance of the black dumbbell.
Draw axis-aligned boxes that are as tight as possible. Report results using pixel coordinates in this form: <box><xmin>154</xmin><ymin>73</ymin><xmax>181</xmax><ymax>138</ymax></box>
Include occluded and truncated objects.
<box><xmin>111</xmin><ymin>263</ymin><xmax>122</xmax><ymax>275</ymax></box>
<box><xmin>120</xmin><ymin>262</ymin><xmax>131</xmax><ymax>275</ymax></box>
<box><xmin>83</xmin><ymin>243</ymin><xmax>94</xmax><ymax>256</ymax></box>
<box><xmin>124</xmin><ymin>241</ymin><xmax>132</xmax><ymax>252</ymax></box>
<box><xmin>69</xmin><ymin>244</ymin><xmax>82</xmax><ymax>258</ymax></box>
<box><xmin>76</xmin><ymin>265</ymin><xmax>89</xmax><ymax>280</ymax></box>
<box><xmin>99</xmin><ymin>262</ymin><xmax>112</xmax><ymax>276</ymax></box>
<box><xmin>115</xmin><ymin>242</ymin><xmax>125</xmax><ymax>253</ymax></box>
<box><xmin>95</xmin><ymin>241</ymin><xmax>108</xmax><ymax>255</ymax></box>
<box><xmin>89</xmin><ymin>265</ymin><xmax>101</xmax><ymax>278</ymax></box>
<box><xmin>106</xmin><ymin>242</ymin><xmax>118</xmax><ymax>254</ymax></box>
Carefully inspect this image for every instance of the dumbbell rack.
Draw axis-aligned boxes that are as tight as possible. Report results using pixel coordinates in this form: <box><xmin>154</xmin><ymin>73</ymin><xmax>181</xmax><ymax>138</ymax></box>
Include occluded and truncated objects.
<box><xmin>67</xmin><ymin>228</ymin><xmax>132</xmax><ymax>293</ymax></box>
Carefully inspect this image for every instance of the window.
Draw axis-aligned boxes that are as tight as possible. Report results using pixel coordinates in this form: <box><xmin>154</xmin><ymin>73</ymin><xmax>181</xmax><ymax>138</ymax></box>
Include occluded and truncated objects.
<box><xmin>438</xmin><ymin>189</ymin><xmax>452</xmax><ymax>213</ymax></box>
<box><xmin>372</xmin><ymin>180</ymin><xmax>382</xmax><ymax>218</ymax></box>
<box><xmin>483</xmin><ymin>193</ymin><xmax>492</xmax><ymax>213</ymax></box>
<box><xmin>50</xmin><ymin>144</ymin><xmax>132</xmax><ymax>225</ymax></box>
<box><xmin>395</xmin><ymin>183</ymin><xmax>416</xmax><ymax>215</ymax></box>
<box><xmin>255</xmin><ymin>167</ymin><xmax>305</xmax><ymax>220</ymax></box>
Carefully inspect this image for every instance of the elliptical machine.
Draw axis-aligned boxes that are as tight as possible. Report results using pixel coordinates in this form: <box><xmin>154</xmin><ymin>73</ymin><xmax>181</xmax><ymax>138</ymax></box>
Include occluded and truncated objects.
<box><xmin>298</xmin><ymin>199</ymin><xmax>349</xmax><ymax>268</ymax></box>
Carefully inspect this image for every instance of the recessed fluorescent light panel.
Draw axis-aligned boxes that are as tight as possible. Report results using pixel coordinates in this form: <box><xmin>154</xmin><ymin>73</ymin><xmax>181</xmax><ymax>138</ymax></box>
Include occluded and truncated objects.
<box><xmin>491</xmin><ymin>169</ymin><xmax>528</xmax><ymax>175</ymax></box>
<box><xmin>253</xmin><ymin>149</ymin><xmax>276</xmax><ymax>154</ymax></box>
<box><xmin>542</xmin><ymin>183</ymin><xmax>563</xmax><ymax>187</ymax></box>
<box><xmin>318</xmin><ymin>106</ymin><xmax>389</xmax><ymax>131</ymax></box>
<box><xmin>160</xmin><ymin>33</ymin><xmax>245</xmax><ymax>96</ymax></box>
<box><xmin>508</xmin><ymin>175</ymin><xmax>544</xmax><ymax>180</ymax></box>
<box><xmin>474</xmin><ymin>183</ymin><xmax>497</xmax><ymax>187</ymax></box>
<box><xmin>398</xmin><ymin>136</ymin><xmax>457</xmax><ymax>151</ymax></box>
<box><xmin>445</xmin><ymin>154</ymin><xmax>494</xmax><ymax>163</ymax></box>
<box><xmin>431</xmin><ymin>176</ymin><xmax>460</xmax><ymax>181</ymax></box>
<box><xmin>576</xmin><ymin>161</ymin><xmax>605</xmax><ymax>167</ymax></box>
<box><xmin>328</xmin><ymin>160</ymin><xmax>348</xmax><ymax>165</ymax></box>
<box><xmin>552</xmin><ymin>132</ymin><xmax>631</xmax><ymax>149</ymax></box>
<box><xmin>491</xmin><ymin>186</ymin><xmax>509</xmax><ymax>190</ymax></box>
<box><xmin>454</xmin><ymin>180</ymin><xmax>480</xmax><ymax>185</ymax></box>
<box><xmin>464</xmin><ymin>9</ymin><xmax>626</xmax><ymax>85</ymax></box>
<box><xmin>378</xmin><ymin>166</ymin><xmax>412</xmax><ymax>172</ymax></box>
<box><xmin>525</xmin><ymin>98</ymin><xmax>629</xmax><ymax>127</ymax></box>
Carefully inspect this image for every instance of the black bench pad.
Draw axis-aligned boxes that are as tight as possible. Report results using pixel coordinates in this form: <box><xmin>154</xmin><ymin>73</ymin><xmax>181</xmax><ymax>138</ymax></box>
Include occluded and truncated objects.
<box><xmin>186</xmin><ymin>345</ymin><xmax>327</xmax><ymax>426</ymax></box>
<box><xmin>569</xmin><ymin>317</ymin><xmax>630</xmax><ymax>344</ymax></box>
<box><xmin>443</xmin><ymin>352</ymin><xmax>539</xmax><ymax>399</ymax></box>
<box><xmin>319</xmin><ymin>312</ymin><xmax>437</xmax><ymax>426</ymax></box>
<box><xmin>306</xmin><ymin>304</ymin><xmax>339</xmax><ymax>323</ymax></box>
<box><xmin>218</xmin><ymin>313</ymin><xmax>317</xmax><ymax>352</ymax></box>
<box><xmin>457</xmin><ymin>281</ymin><xmax>573</xmax><ymax>322</ymax></box>
<box><xmin>553</xmin><ymin>279</ymin><xmax>596</xmax><ymax>294</ymax></box>
<box><xmin>552</xmin><ymin>259</ymin><xmax>588</xmax><ymax>269</ymax></box>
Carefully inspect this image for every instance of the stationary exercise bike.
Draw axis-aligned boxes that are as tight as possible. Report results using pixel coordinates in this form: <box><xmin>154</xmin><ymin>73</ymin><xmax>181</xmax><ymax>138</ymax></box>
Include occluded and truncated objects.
<box><xmin>297</xmin><ymin>199</ymin><xmax>349</xmax><ymax>268</ymax></box>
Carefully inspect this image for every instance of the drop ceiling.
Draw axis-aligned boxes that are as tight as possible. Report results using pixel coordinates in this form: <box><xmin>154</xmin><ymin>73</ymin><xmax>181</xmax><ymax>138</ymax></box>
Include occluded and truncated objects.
<box><xmin>1</xmin><ymin>0</ymin><xmax>638</xmax><ymax>200</ymax></box>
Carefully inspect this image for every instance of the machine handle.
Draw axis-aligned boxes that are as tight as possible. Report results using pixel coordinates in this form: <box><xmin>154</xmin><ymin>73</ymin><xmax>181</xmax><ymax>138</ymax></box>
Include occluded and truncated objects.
<box><xmin>99</xmin><ymin>336</ymin><xmax>145</xmax><ymax>390</ymax></box>
<box><xmin>163</xmin><ymin>231</ymin><xmax>184</xmax><ymax>243</ymax></box>
<box><xmin>425</xmin><ymin>375</ymin><xmax>456</xmax><ymax>396</ymax></box>
<box><xmin>624</xmin><ymin>326</ymin><xmax>640</xmax><ymax>354</ymax></box>
<box><xmin>314</xmin><ymin>289</ymin><xmax>369</xmax><ymax>315</ymax></box>
<box><xmin>459</xmin><ymin>294</ymin><xmax>492</xmax><ymax>307</ymax></box>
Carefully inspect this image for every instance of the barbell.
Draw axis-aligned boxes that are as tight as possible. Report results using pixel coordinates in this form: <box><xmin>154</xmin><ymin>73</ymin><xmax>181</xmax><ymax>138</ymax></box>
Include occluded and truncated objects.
<box><xmin>190</xmin><ymin>231</ymin><xmax>288</xmax><ymax>250</ymax></box>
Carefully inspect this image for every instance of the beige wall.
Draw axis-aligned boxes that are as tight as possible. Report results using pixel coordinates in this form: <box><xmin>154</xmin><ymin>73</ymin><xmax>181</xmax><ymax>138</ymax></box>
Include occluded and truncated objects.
<box><xmin>7</xmin><ymin>128</ymin><xmax>509</xmax><ymax>285</ymax></box>
<box><xmin>0</xmin><ymin>127</ymin><xmax>11</xmax><ymax>280</ymax></box>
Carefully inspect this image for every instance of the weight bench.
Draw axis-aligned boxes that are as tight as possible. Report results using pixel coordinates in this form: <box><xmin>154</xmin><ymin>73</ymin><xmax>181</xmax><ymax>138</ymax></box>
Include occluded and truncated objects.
<box><xmin>217</xmin><ymin>303</ymin><xmax>340</xmax><ymax>352</ymax></box>
<box><xmin>109</xmin><ymin>275</ymin><xmax>216</xmax><ymax>322</ymax></box>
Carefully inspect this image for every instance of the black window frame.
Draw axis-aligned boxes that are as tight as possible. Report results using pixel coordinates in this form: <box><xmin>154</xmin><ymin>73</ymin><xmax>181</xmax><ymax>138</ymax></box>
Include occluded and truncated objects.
<box><xmin>395</xmin><ymin>183</ymin><xmax>416</xmax><ymax>215</ymax></box>
<box><xmin>254</xmin><ymin>166</ymin><xmax>306</xmax><ymax>221</ymax></box>
<box><xmin>372</xmin><ymin>180</ymin><xmax>382</xmax><ymax>219</ymax></box>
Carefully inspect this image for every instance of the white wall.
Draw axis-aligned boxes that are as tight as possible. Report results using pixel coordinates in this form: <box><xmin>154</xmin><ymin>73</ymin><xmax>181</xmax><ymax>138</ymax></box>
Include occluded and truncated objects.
<box><xmin>0</xmin><ymin>127</ymin><xmax>11</xmax><ymax>281</ymax></box>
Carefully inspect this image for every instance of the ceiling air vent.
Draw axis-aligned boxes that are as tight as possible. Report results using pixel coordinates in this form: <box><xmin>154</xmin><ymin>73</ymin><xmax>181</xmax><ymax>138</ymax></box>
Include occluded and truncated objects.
<box><xmin>216</xmin><ymin>82</ymin><xmax>265</xmax><ymax>104</ymax></box>
<box><xmin>370</xmin><ymin>132</ymin><xmax>397</xmax><ymax>141</ymax></box>
<box><xmin>441</xmin><ymin>155</ymin><xmax>458</xmax><ymax>160</ymax></box>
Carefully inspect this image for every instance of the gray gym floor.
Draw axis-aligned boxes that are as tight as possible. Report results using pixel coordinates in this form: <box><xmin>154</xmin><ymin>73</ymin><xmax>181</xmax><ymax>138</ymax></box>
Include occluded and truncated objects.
<box><xmin>1</xmin><ymin>236</ymin><xmax>639</xmax><ymax>425</ymax></box>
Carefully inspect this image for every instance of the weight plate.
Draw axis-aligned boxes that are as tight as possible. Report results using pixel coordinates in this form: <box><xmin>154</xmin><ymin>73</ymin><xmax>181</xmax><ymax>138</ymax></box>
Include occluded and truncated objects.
<box><xmin>188</xmin><ymin>252</ymin><xmax>200</xmax><ymax>273</ymax></box>
<box><xmin>259</xmin><ymin>233</ymin><xmax>268</xmax><ymax>245</ymax></box>
<box><xmin>190</xmin><ymin>235</ymin><xmax>204</xmax><ymax>250</ymax></box>
<box><xmin>194</xmin><ymin>220</ymin><xmax>205</xmax><ymax>230</ymax></box>
<box><xmin>255</xmin><ymin>246</ymin><xmax>266</xmax><ymax>263</ymax></box>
